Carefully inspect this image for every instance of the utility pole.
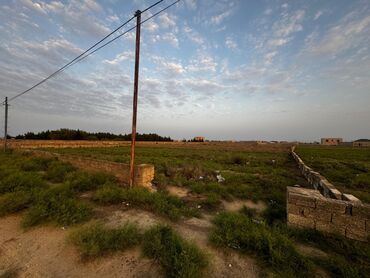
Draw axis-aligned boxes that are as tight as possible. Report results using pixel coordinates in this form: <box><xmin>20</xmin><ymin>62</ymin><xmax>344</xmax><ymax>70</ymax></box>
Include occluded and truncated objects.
<box><xmin>4</xmin><ymin>97</ymin><xmax>8</xmax><ymax>152</ymax></box>
<box><xmin>129</xmin><ymin>10</ymin><xmax>142</xmax><ymax>187</ymax></box>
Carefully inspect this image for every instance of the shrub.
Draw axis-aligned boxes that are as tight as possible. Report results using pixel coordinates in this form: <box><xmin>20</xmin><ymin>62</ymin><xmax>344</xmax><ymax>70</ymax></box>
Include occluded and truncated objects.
<box><xmin>0</xmin><ymin>191</ymin><xmax>33</xmax><ymax>216</ymax></box>
<box><xmin>262</xmin><ymin>200</ymin><xmax>286</xmax><ymax>225</ymax></box>
<box><xmin>45</xmin><ymin>161</ymin><xmax>75</xmax><ymax>183</ymax></box>
<box><xmin>210</xmin><ymin>212</ymin><xmax>311</xmax><ymax>276</ymax></box>
<box><xmin>94</xmin><ymin>185</ymin><xmax>198</xmax><ymax>221</ymax></box>
<box><xmin>70</xmin><ymin>222</ymin><xmax>141</xmax><ymax>258</ymax></box>
<box><xmin>0</xmin><ymin>171</ymin><xmax>46</xmax><ymax>194</ymax></box>
<box><xmin>22</xmin><ymin>185</ymin><xmax>91</xmax><ymax>228</ymax></box>
<box><xmin>65</xmin><ymin>171</ymin><xmax>116</xmax><ymax>192</ymax></box>
<box><xmin>142</xmin><ymin>225</ymin><xmax>208</xmax><ymax>278</ymax></box>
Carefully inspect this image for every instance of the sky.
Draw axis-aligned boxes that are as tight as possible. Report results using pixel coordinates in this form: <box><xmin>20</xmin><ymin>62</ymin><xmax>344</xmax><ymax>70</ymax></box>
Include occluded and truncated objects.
<box><xmin>0</xmin><ymin>0</ymin><xmax>370</xmax><ymax>142</ymax></box>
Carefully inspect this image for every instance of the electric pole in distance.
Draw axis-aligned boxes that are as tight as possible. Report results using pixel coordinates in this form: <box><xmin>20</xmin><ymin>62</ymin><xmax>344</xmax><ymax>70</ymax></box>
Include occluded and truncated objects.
<box><xmin>129</xmin><ymin>10</ymin><xmax>142</xmax><ymax>187</ymax></box>
<box><xmin>3</xmin><ymin>97</ymin><xmax>8</xmax><ymax>152</ymax></box>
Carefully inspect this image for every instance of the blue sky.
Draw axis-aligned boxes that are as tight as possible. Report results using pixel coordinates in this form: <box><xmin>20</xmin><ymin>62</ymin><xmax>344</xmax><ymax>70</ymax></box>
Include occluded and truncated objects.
<box><xmin>0</xmin><ymin>0</ymin><xmax>369</xmax><ymax>141</ymax></box>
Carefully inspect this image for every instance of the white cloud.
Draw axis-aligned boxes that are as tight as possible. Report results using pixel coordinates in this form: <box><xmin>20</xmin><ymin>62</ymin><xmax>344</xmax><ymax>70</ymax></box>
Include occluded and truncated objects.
<box><xmin>158</xmin><ymin>13</ymin><xmax>177</xmax><ymax>28</ymax></box>
<box><xmin>210</xmin><ymin>9</ymin><xmax>232</xmax><ymax>25</ymax></box>
<box><xmin>103</xmin><ymin>51</ymin><xmax>134</xmax><ymax>65</ymax></box>
<box><xmin>225</xmin><ymin>37</ymin><xmax>237</xmax><ymax>49</ymax></box>
<box><xmin>314</xmin><ymin>11</ymin><xmax>323</xmax><ymax>20</ymax></box>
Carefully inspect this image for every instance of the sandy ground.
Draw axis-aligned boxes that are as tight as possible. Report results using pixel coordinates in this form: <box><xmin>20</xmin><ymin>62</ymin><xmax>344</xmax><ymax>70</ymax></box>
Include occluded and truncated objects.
<box><xmin>0</xmin><ymin>208</ymin><xmax>260</xmax><ymax>278</ymax></box>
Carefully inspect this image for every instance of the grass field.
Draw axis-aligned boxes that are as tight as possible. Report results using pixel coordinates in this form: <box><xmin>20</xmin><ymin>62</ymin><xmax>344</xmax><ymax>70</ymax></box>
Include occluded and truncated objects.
<box><xmin>296</xmin><ymin>145</ymin><xmax>370</xmax><ymax>202</ymax></box>
<box><xmin>1</xmin><ymin>143</ymin><xmax>369</xmax><ymax>277</ymax></box>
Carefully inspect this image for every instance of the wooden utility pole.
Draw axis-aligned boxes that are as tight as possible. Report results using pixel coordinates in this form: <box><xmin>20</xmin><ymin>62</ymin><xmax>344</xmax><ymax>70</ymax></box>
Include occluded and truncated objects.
<box><xmin>4</xmin><ymin>97</ymin><xmax>8</xmax><ymax>152</ymax></box>
<box><xmin>129</xmin><ymin>10</ymin><xmax>142</xmax><ymax>187</ymax></box>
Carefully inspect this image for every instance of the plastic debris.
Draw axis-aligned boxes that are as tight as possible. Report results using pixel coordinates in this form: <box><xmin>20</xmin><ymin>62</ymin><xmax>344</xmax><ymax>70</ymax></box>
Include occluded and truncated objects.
<box><xmin>216</xmin><ymin>174</ymin><xmax>225</xmax><ymax>183</ymax></box>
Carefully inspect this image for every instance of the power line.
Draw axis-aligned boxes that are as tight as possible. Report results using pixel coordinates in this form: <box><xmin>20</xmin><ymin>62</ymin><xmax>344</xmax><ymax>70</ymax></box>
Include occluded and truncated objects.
<box><xmin>67</xmin><ymin>0</ymin><xmax>180</xmax><ymax>70</ymax></box>
<box><xmin>6</xmin><ymin>0</ymin><xmax>166</xmax><ymax>103</ymax></box>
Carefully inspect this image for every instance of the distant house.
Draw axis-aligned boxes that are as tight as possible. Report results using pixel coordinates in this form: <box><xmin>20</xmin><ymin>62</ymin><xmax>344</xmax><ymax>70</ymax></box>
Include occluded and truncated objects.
<box><xmin>353</xmin><ymin>139</ymin><xmax>370</xmax><ymax>147</ymax></box>
<box><xmin>321</xmin><ymin>138</ymin><xmax>343</xmax><ymax>145</ymax></box>
<box><xmin>193</xmin><ymin>136</ymin><xmax>205</xmax><ymax>142</ymax></box>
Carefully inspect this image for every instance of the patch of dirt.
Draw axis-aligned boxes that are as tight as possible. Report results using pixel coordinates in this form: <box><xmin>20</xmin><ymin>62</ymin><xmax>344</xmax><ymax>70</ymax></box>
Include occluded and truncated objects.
<box><xmin>296</xmin><ymin>243</ymin><xmax>329</xmax><ymax>259</ymax></box>
<box><xmin>166</xmin><ymin>185</ymin><xmax>190</xmax><ymax>198</ymax></box>
<box><xmin>0</xmin><ymin>214</ymin><xmax>161</xmax><ymax>278</ymax></box>
<box><xmin>222</xmin><ymin>199</ymin><xmax>266</xmax><ymax>213</ymax></box>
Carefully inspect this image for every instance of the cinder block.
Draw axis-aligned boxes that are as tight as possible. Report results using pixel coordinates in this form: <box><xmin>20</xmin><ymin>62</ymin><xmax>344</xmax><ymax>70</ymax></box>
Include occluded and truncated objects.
<box><xmin>329</xmin><ymin>188</ymin><xmax>342</xmax><ymax>200</ymax></box>
<box><xmin>332</xmin><ymin>214</ymin><xmax>366</xmax><ymax>230</ymax></box>
<box><xmin>288</xmin><ymin>214</ymin><xmax>315</xmax><ymax>229</ymax></box>
<box><xmin>346</xmin><ymin>227</ymin><xmax>369</xmax><ymax>242</ymax></box>
<box><xmin>316</xmin><ymin>221</ymin><xmax>345</xmax><ymax>236</ymax></box>
<box><xmin>352</xmin><ymin>203</ymin><xmax>370</xmax><ymax>219</ymax></box>
<box><xmin>289</xmin><ymin>193</ymin><xmax>316</xmax><ymax>208</ymax></box>
<box><xmin>342</xmin><ymin>194</ymin><xmax>361</xmax><ymax>203</ymax></box>
<box><xmin>305</xmin><ymin>209</ymin><xmax>332</xmax><ymax>222</ymax></box>
<box><xmin>316</xmin><ymin>198</ymin><xmax>347</xmax><ymax>213</ymax></box>
<box><xmin>287</xmin><ymin>203</ymin><xmax>304</xmax><ymax>215</ymax></box>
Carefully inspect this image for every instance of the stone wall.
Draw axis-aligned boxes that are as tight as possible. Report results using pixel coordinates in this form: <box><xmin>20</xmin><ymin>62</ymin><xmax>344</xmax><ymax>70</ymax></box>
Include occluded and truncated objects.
<box><xmin>23</xmin><ymin>150</ymin><xmax>154</xmax><ymax>188</ymax></box>
<box><xmin>287</xmin><ymin>187</ymin><xmax>370</xmax><ymax>241</ymax></box>
<box><xmin>288</xmin><ymin>146</ymin><xmax>370</xmax><ymax>241</ymax></box>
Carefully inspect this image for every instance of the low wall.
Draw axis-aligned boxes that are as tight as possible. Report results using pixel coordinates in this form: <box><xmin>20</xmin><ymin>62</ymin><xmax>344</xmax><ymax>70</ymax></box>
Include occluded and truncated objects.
<box><xmin>23</xmin><ymin>150</ymin><xmax>154</xmax><ymax>188</ymax></box>
<box><xmin>288</xmin><ymin>146</ymin><xmax>370</xmax><ymax>241</ymax></box>
<box><xmin>287</xmin><ymin>187</ymin><xmax>370</xmax><ymax>241</ymax></box>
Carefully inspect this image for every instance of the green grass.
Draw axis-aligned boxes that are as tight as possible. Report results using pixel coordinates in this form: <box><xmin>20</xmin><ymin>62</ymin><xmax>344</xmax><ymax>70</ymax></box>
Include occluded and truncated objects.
<box><xmin>0</xmin><ymin>191</ymin><xmax>33</xmax><ymax>216</ymax></box>
<box><xmin>288</xmin><ymin>228</ymin><xmax>370</xmax><ymax>277</ymax></box>
<box><xmin>70</xmin><ymin>222</ymin><xmax>141</xmax><ymax>258</ymax></box>
<box><xmin>94</xmin><ymin>184</ymin><xmax>199</xmax><ymax>220</ymax></box>
<box><xmin>44</xmin><ymin>160</ymin><xmax>75</xmax><ymax>183</ymax></box>
<box><xmin>21</xmin><ymin>185</ymin><xmax>92</xmax><ymax>228</ymax></box>
<box><xmin>142</xmin><ymin>225</ymin><xmax>208</xmax><ymax>278</ymax></box>
<box><xmin>65</xmin><ymin>170</ymin><xmax>116</xmax><ymax>192</ymax></box>
<box><xmin>296</xmin><ymin>145</ymin><xmax>370</xmax><ymax>202</ymax></box>
<box><xmin>209</xmin><ymin>212</ymin><xmax>312</xmax><ymax>277</ymax></box>
<box><xmin>0</xmin><ymin>171</ymin><xmax>47</xmax><ymax>194</ymax></box>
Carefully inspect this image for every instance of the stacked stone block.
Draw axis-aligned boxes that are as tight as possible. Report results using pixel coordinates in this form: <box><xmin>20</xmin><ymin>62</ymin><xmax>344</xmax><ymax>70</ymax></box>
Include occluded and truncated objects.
<box><xmin>23</xmin><ymin>150</ymin><xmax>154</xmax><ymax>188</ymax></box>
<box><xmin>287</xmin><ymin>187</ymin><xmax>370</xmax><ymax>241</ymax></box>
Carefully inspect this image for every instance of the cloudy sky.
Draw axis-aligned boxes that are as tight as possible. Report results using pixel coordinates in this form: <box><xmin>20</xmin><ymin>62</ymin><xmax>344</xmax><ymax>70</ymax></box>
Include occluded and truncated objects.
<box><xmin>0</xmin><ymin>0</ymin><xmax>369</xmax><ymax>141</ymax></box>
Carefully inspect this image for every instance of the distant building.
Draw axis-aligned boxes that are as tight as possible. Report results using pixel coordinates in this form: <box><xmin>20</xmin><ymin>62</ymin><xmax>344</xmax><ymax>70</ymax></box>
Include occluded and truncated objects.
<box><xmin>353</xmin><ymin>139</ymin><xmax>370</xmax><ymax>147</ymax></box>
<box><xmin>193</xmin><ymin>136</ymin><xmax>205</xmax><ymax>142</ymax></box>
<box><xmin>321</xmin><ymin>138</ymin><xmax>343</xmax><ymax>145</ymax></box>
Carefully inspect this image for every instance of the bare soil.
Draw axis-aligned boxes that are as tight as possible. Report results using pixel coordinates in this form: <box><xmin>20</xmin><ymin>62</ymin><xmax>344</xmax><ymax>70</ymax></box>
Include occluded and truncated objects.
<box><xmin>0</xmin><ymin>208</ymin><xmax>260</xmax><ymax>278</ymax></box>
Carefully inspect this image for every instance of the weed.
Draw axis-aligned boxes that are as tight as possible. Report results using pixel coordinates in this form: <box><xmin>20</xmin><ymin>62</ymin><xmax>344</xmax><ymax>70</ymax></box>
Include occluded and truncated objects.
<box><xmin>22</xmin><ymin>185</ymin><xmax>92</xmax><ymax>228</ymax></box>
<box><xmin>210</xmin><ymin>212</ymin><xmax>311</xmax><ymax>276</ymax></box>
<box><xmin>65</xmin><ymin>171</ymin><xmax>116</xmax><ymax>192</ymax></box>
<box><xmin>44</xmin><ymin>160</ymin><xmax>75</xmax><ymax>183</ymax></box>
<box><xmin>0</xmin><ymin>171</ymin><xmax>46</xmax><ymax>194</ymax></box>
<box><xmin>70</xmin><ymin>222</ymin><xmax>141</xmax><ymax>258</ymax></box>
<box><xmin>142</xmin><ymin>225</ymin><xmax>208</xmax><ymax>278</ymax></box>
<box><xmin>94</xmin><ymin>185</ymin><xmax>199</xmax><ymax>220</ymax></box>
<box><xmin>20</xmin><ymin>157</ymin><xmax>54</xmax><ymax>172</ymax></box>
<box><xmin>0</xmin><ymin>191</ymin><xmax>33</xmax><ymax>216</ymax></box>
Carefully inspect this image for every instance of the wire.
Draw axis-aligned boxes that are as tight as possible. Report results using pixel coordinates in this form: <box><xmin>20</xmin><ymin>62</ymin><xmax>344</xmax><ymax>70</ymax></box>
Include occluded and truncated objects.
<box><xmin>66</xmin><ymin>0</ymin><xmax>180</xmax><ymax>70</ymax></box>
<box><xmin>6</xmin><ymin>0</ymin><xmax>166</xmax><ymax>103</ymax></box>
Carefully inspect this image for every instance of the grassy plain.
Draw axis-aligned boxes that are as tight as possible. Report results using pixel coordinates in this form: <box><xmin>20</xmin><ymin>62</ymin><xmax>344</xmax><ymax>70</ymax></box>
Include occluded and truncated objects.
<box><xmin>1</xmin><ymin>142</ymin><xmax>370</xmax><ymax>277</ymax></box>
<box><xmin>296</xmin><ymin>145</ymin><xmax>370</xmax><ymax>202</ymax></box>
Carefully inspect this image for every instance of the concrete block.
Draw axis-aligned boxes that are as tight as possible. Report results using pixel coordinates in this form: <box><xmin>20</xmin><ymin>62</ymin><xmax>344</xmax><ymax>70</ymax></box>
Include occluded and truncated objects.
<box><xmin>316</xmin><ymin>221</ymin><xmax>345</xmax><ymax>236</ymax></box>
<box><xmin>342</xmin><ymin>194</ymin><xmax>361</xmax><ymax>203</ymax></box>
<box><xmin>346</xmin><ymin>227</ymin><xmax>369</xmax><ymax>242</ymax></box>
<box><xmin>352</xmin><ymin>203</ymin><xmax>370</xmax><ymax>219</ymax></box>
<box><xmin>287</xmin><ymin>203</ymin><xmax>304</xmax><ymax>216</ymax></box>
<box><xmin>332</xmin><ymin>214</ymin><xmax>366</xmax><ymax>230</ymax></box>
<box><xmin>289</xmin><ymin>194</ymin><xmax>316</xmax><ymax>208</ymax></box>
<box><xmin>316</xmin><ymin>198</ymin><xmax>347</xmax><ymax>213</ymax></box>
<box><xmin>288</xmin><ymin>214</ymin><xmax>315</xmax><ymax>229</ymax></box>
<box><xmin>329</xmin><ymin>188</ymin><xmax>342</xmax><ymax>200</ymax></box>
<box><xmin>305</xmin><ymin>209</ymin><xmax>332</xmax><ymax>222</ymax></box>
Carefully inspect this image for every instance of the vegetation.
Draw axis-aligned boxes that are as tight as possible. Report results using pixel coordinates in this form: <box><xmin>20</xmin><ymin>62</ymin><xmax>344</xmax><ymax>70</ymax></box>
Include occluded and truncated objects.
<box><xmin>70</xmin><ymin>222</ymin><xmax>141</xmax><ymax>258</ymax></box>
<box><xmin>21</xmin><ymin>185</ymin><xmax>92</xmax><ymax>228</ymax></box>
<box><xmin>94</xmin><ymin>184</ymin><xmax>199</xmax><ymax>220</ymax></box>
<box><xmin>142</xmin><ymin>225</ymin><xmax>208</xmax><ymax>278</ymax></box>
<box><xmin>14</xmin><ymin>128</ymin><xmax>173</xmax><ymax>141</ymax></box>
<box><xmin>297</xmin><ymin>145</ymin><xmax>370</xmax><ymax>202</ymax></box>
<box><xmin>210</xmin><ymin>212</ymin><xmax>312</xmax><ymax>276</ymax></box>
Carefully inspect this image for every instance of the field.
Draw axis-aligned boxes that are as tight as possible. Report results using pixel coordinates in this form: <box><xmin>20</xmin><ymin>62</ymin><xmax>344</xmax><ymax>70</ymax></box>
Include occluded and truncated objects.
<box><xmin>1</xmin><ymin>142</ymin><xmax>369</xmax><ymax>277</ymax></box>
<box><xmin>296</xmin><ymin>145</ymin><xmax>370</xmax><ymax>203</ymax></box>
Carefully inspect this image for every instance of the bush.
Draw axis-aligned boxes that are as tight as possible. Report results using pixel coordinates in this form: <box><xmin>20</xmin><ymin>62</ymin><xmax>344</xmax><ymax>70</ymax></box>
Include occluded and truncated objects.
<box><xmin>210</xmin><ymin>212</ymin><xmax>311</xmax><ymax>276</ymax></box>
<box><xmin>22</xmin><ymin>185</ymin><xmax>92</xmax><ymax>228</ymax></box>
<box><xmin>0</xmin><ymin>171</ymin><xmax>46</xmax><ymax>194</ymax></box>
<box><xmin>142</xmin><ymin>225</ymin><xmax>208</xmax><ymax>278</ymax></box>
<box><xmin>70</xmin><ymin>222</ymin><xmax>141</xmax><ymax>258</ymax></box>
<box><xmin>94</xmin><ymin>185</ymin><xmax>198</xmax><ymax>221</ymax></box>
<box><xmin>0</xmin><ymin>191</ymin><xmax>33</xmax><ymax>216</ymax></box>
<box><xmin>45</xmin><ymin>161</ymin><xmax>75</xmax><ymax>183</ymax></box>
<box><xmin>65</xmin><ymin>171</ymin><xmax>116</xmax><ymax>192</ymax></box>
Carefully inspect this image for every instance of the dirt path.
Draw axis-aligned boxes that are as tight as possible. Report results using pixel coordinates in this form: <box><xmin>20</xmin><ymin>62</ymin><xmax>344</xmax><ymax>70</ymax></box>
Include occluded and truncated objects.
<box><xmin>0</xmin><ymin>209</ymin><xmax>260</xmax><ymax>278</ymax></box>
<box><xmin>0</xmin><ymin>214</ymin><xmax>161</xmax><ymax>278</ymax></box>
